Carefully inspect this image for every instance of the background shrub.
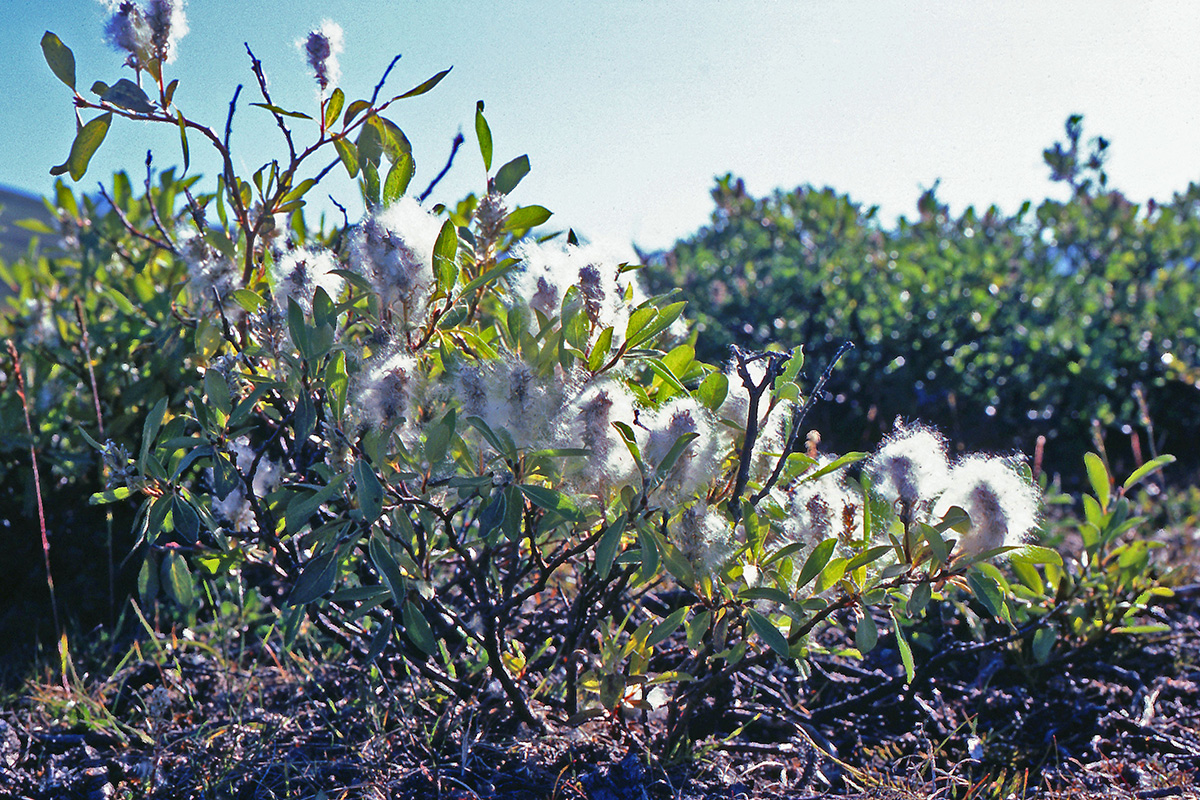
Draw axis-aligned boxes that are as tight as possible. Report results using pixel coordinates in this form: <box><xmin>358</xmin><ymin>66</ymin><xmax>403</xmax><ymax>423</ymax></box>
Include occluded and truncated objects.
<box><xmin>643</xmin><ymin>117</ymin><xmax>1200</xmax><ymax>483</ymax></box>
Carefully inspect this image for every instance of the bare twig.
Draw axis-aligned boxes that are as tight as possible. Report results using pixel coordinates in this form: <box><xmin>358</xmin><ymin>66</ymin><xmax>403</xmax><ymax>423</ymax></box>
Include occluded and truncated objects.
<box><xmin>245</xmin><ymin>43</ymin><xmax>297</xmax><ymax>163</ymax></box>
<box><xmin>369</xmin><ymin>55</ymin><xmax>404</xmax><ymax>105</ymax></box>
<box><xmin>751</xmin><ymin>341</ymin><xmax>854</xmax><ymax>505</ymax></box>
<box><xmin>74</xmin><ymin>297</ymin><xmax>115</xmax><ymax>624</ymax></box>
<box><xmin>97</xmin><ymin>183</ymin><xmax>176</xmax><ymax>253</ymax></box>
<box><xmin>143</xmin><ymin>151</ymin><xmax>178</xmax><ymax>250</ymax></box>
<box><xmin>6</xmin><ymin>340</ymin><xmax>63</xmax><ymax>672</ymax></box>
<box><xmin>419</xmin><ymin>132</ymin><xmax>465</xmax><ymax>203</ymax></box>
<box><xmin>728</xmin><ymin>346</ymin><xmax>790</xmax><ymax>521</ymax></box>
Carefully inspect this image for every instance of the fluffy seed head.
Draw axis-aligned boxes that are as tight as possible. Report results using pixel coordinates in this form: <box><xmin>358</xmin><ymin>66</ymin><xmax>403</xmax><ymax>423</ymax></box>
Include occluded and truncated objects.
<box><xmin>104</xmin><ymin>2</ymin><xmax>152</xmax><ymax>66</ymax></box>
<box><xmin>350</xmin><ymin>198</ymin><xmax>444</xmax><ymax>327</ymax></box>
<box><xmin>864</xmin><ymin>424</ymin><xmax>951</xmax><ymax>517</ymax></box>
<box><xmin>303</xmin><ymin>20</ymin><xmax>344</xmax><ymax>93</ymax></box>
<box><xmin>270</xmin><ymin>247</ymin><xmax>342</xmax><ymax>313</ymax></box>
<box><xmin>145</xmin><ymin>0</ymin><xmax>187</xmax><ymax>63</ymax></box>
<box><xmin>672</xmin><ymin>503</ymin><xmax>735</xmax><ymax>576</ymax></box>
<box><xmin>786</xmin><ymin>458</ymin><xmax>863</xmax><ymax>548</ymax></box>
<box><xmin>357</xmin><ymin>351</ymin><xmax>419</xmax><ymax>432</ymax></box>
<box><xmin>510</xmin><ymin>241</ymin><xmax>644</xmax><ymax>341</ymax></box>
<box><xmin>103</xmin><ymin>0</ymin><xmax>187</xmax><ymax>66</ymax></box>
<box><xmin>640</xmin><ymin>396</ymin><xmax>722</xmax><ymax>505</ymax></box>
<box><xmin>555</xmin><ymin>378</ymin><xmax>640</xmax><ymax>495</ymax></box>
<box><xmin>935</xmin><ymin>456</ymin><xmax>1040</xmax><ymax>558</ymax></box>
<box><xmin>453</xmin><ymin>356</ymin><xmax>564</xmax><ymax>453</ymax></box>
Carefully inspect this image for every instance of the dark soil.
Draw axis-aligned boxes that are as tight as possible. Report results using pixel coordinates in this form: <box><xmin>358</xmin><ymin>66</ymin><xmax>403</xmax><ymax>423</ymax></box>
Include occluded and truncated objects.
<box><xmin>2</xmin><ymin>584</ymin><xmax>1198</xmax><ymax>800</ymax></box>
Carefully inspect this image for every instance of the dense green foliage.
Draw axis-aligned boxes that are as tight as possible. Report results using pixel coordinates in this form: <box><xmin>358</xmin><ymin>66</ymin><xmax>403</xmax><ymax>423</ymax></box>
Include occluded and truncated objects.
<box><xmin>645</xmin><ymin>119</ymin><xmax>1200</xmax><ymax>479</ymax></box>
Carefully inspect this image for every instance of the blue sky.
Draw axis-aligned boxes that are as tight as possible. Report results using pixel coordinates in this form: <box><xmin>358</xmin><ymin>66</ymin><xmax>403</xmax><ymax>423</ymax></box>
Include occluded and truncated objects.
<box><xmin>3</xmin><ymin>1</ymin><xmax>1198</xmax><ymax>257</ymax></box>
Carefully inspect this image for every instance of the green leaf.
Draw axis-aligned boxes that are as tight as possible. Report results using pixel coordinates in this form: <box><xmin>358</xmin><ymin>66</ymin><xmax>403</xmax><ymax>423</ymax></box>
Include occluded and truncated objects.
<box><xmin>624</xmin><ymin>307</ymin><xmax>657</xmax><ymax>346</ymax></box>
<box><xmin>907</xmin><ymin>581</ymin><xmax>931</xmax><ymax>617</ymax></box>
<box><xmin>383</xmin><ymin>152</ymin><xmax>414</xmax><ymax>204</ymax></box>
<box><xmin>324</xmin><ymin>88</ymin><xmax>345</xmax><ymax>129</ymax></box>
<box><xmin>647</xmin><ymin>606</ymin><xmax>689</xmax><ymax>648</ymax></box>
<box><xmin>657</xmin><ymin>532</ymin><xmax>697</xmax><ymax>587</ymax></box>
<box><xmin>696</xmin><ymin>371</ymin><xmax>729</xmax><ymax>411</ymax></box>
<box><xmin>102</xmin><ymin>79</ymin><xmax>156</xmax><ymax>113</ymax></box>
<box><xmin>587</xmin><ymin>327</ymin><xmax>614</xmax><ymax>372</ymax></box>
<box><xmin>626</xmin><ymin>301</ymin><xmax>687</xmax><ymax>349</ymax></box>
<box><xmin>1032</xmin><ymin>626</ymin><xmax>1056</xmax><ymax>663</ymax></box>
<box><xmin>1084</xmin><ymin>452</ymin><xmax>1111</xmax><ymax>511</ymax></box>
<box><xmin>854</xmin><ymin>608</ymin><xmax>878</xmax><ymax>654</ymax></box>
<box><xmin>890</xmin><ymin>609</ymin><xmax>915</xmax><ymax>683</ymax></box>
<box><xmin>343</xmin><ymin>99</ymin><xmax>370</xmax><ymax>126</ymax></box>
<box><xmin>1009</xmin><ymin>545</ymin><xmax>1063</xmax><ymax>566</ymax></box>
<box><xmin>746</xmin><ymin>609</ymin><xmax>789</xmax><ymax>657</ymax></box>
<box><xmin>140</xmin><ymin>396</ymin><xmax>169</xmax><ymax>468</ymax></box>
<box><xmin>402</xmin><ymin>600</ymin><xmax>438</xmax><ymax>654</ymax></box>
<box><xmin>250</xmin><ymin>102</ymin><xmax>312</xmax><ymax>119</ymax></box>
<box><xmin>478</xmin><ymin>491</ymin><xmax>507</xmax><ymax>539</ymax></box>
<box><xmin>475</xmin><ymin>100</ymin><xmax>492</xmax><ymax>171</ymax></box>
<box><xmin>41</xmin><ymin>31</ymin><xmax>75</xmax><ymax>89</ymax></box>
<box><xmin>464</xmin><ymin>415</ymin><xmax>517</xmax><ymax>461</ymax></box>
<box><xmin>353</xmin><ymin>459</ymin><xmax>385</xmax><ymax>522</ymax></box>
<box><xmin>395</xmin><ymin>67</ymin><xmax>452</xmax><ymax>100</ymax></box>
<box><xmin>369</xmin><ymin>533</ymin><xmax>407</xmax><ymax>606</ymax></box>
<box><xmin>424</xmin><ymin>407</ymin><xmax>457</xmax><ymax>464</ymax></box>
<box><xmin>172</xmin><ymin>496</ymin><xmax>200</xmax><ymax>543</ymax></box>
<box><xmin>815</xmin><ymin>557</ymin><xmax>847</xmax><ymax>593</ymax></box>
<box><xmin>325</xmin><ymin>351</ymin><xmax>349</xmax><ymax>424</ymax></box>
<box><xmin>364</xmin><ymin>617</ymin><xmax>394</xmax><ymax>664</ymax></box>
<box><xmin>646</xmin><ymin>357</ymin><xmax>690</xmax><ymax>398</ymax></box>
<box><xmin>796</xmin><ymin>537</ymin><xmax>836</xmax><ymax>590</ymax></box>
<box><xmin>138</xmin><ymin>554</ymin><xmax>159</xmax><ymax>606</ymax></box>
<box><xmin>176</xmin><ymin>110</ymin><xmax>190</xmax><ymax>174</ymax></box>
<box><xmin>595</xmin><ymin>517</ymin><xmax>626</xmax><ymax>580</ymax></box>
<box><xmin>204</xmin><ymin>370</ymin><xmax>232</xmax><ymax>417</ymax></box>
<box><xmin>90</xmin><ymin>487</ymin><xmax>133</xmax><ymax>505</ymax></box>
<box><xmin>503</xmin><ymin>205</ymin><xmax>552</xmax><ymax>232</ymax></box>
<box><xmin>161</xmin><ymin>550</ymin><xmax>194</xmax><ymax>607</ymax></box>
<box><xmin>844</xmin><ymin>545</ymin><xmax>892</xmax><ymax>572</ymax></box>
<box><xmin>494</xmin><ymin>154</ymin><xmax>530</xmax><ymax>195</ymax></box>
<box><xmin>54</xmin><ymin>112</ymin><xmax>112</xmax><ymax>181</ymax></box>
<box><xmin>519</xmin><ymin>484</ymin><xmax>584</xmax><ymax>523</ymax></box>
<box><xmin>333</xmin><ymin>137</ymin><xmax>360</xmax><ymax>178</ymax></box>
<box><xmin>966</xmin><ymin>569</ymin><xmax>1008</xmax><ymax>621</ymax></box>
<box><xmin>1122</xmin><ymin>454</ymin><xmax>1175</xmax><ymax>491</ymax></box>
<box><xmin>1111</xmin><ymin>624</ymin><xmax>1171</xmax><ymax>635</ymax></box>
<box><xmin>288</xmin><ymin>550</ymin><xmax>338</xmax><ymax>605</ymax></box>
<box><xmin>433</xmin><ymin>219</ymin><xmax>458</xmax><ymax>293</ymax></box>
<box><xmin>637</xmin><ymin>524</ymin><xmax>660</xmax><ymax>580</ymax></box>
<box><xmin>212</xmin><ymin>452</ymin><xmax>240</xmax><ymax>499</ymax></box>
<box><xmin>284</xmin><ymin>476</ymin><xmax>346</xmax><ymax>534</ymax></box>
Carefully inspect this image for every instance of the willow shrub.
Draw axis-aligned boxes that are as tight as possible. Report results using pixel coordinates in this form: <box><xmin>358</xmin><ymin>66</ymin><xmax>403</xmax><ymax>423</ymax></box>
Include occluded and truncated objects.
<box><xmin>646</xmin><ymin>127</ymin><xmax>1200</xmax><ymax>482</ymax></box>
<box><xmin>20</xmin><ymin>5</ymin><xmax>1172</xmax><ymax>756</ymax></box>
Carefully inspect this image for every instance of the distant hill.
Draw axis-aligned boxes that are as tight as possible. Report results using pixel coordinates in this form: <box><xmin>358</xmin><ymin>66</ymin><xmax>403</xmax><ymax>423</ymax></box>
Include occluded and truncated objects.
<box><xmin>0</xmin><ymin>185</ymin><xmax>55</xmax><ymax>264</ymax></box>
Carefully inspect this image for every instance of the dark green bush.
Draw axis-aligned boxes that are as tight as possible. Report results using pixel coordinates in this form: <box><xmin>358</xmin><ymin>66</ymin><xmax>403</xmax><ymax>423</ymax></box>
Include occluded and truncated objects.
<box><xmin>644</xmin><ymin>118</ymin><xmax>1200</xmax><ymax>481</ymax></box>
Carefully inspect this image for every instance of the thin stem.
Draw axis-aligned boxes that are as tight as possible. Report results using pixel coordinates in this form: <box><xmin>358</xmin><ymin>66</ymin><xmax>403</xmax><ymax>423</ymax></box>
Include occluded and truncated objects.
<box><xmin>419</xmin><ymin>132</ymin><xmax>464</xmax><ymax>203</ymax></box>
<box><xmin>751</xmin><ymin>340</ymin><xmax>854</xmax><ymax>505</ymax></box>
<box><xmin>245</xmin><ymin>43</ymin><xmax>297</xmax><ymax>163</ymax></box>
<box><xmin>369</xmin><ymin>55</ymin><xmax>404</xmax><ymax>104</ymax></box>
<box><xmin>97</xmin><ymin>184</ymin><xmax>175</xmax><ymax>253</ymax></box>
<box><xmin>6</xmin><ymin>340</ymin><xmax>64</xmax><ymax>673</ymax></box>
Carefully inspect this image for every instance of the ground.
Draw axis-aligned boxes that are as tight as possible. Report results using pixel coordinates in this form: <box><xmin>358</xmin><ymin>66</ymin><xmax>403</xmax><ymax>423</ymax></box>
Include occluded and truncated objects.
<box><xmin>1</xmin><ymin>515</ymin><xmax>1198</xmax><ymax>799</ymax></box>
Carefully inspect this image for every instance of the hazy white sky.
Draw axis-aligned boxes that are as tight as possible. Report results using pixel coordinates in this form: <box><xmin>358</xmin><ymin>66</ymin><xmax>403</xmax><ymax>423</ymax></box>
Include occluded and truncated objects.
<box><xmin>3</xmin><ymin>1</ymin><xmax>1198</xmax><ymax>257</ymax></box>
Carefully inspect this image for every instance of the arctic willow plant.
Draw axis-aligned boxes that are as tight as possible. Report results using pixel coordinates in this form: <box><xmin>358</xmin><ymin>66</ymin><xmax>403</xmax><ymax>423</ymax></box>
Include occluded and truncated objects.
<box><xmin>43</xmin><ymin>10</ymin><xmax>1059</xmax><ymax>754</ymax></box>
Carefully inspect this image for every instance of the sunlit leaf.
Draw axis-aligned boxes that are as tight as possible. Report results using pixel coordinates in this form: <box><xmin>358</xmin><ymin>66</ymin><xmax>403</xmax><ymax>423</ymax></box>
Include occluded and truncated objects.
<box><xmin>475</xmin><ymin>100</ymin><xmax>492</xmax><ymax>171</ymax></box>
<box><xmin>494</xmin><ymin>154</ymin><xmax>530</xmax><ymax>195</ymax></box>
<box><xmin>41</xmin><ymin>31</ymin><xmax>75</xmax><ymax>89</ymax></box>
